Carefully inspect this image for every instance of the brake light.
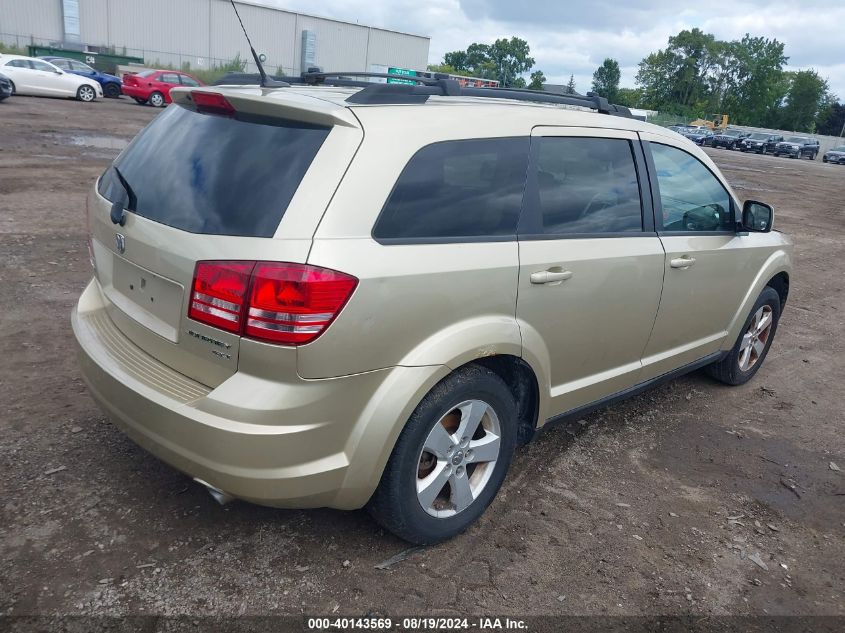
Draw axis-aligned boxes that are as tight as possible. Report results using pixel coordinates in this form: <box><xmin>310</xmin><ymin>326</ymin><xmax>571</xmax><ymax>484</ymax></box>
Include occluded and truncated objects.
<box><xmin>191</xmin><ymin>91</ymin><xmax>236</xmax><ymax>117</ymax></box>
<box><xmin>189</xmin><ymin>262</ymin><xmax>254</xmax><ymax>333</ymax></box>
<box><xmin>188</xmin><ymin>261</ymin><xmax>357</xmax><ymax>346</ymax></box>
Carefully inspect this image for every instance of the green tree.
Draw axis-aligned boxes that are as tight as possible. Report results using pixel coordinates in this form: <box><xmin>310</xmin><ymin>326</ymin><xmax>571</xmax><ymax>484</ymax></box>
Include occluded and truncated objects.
<box><xmin>591</xmin><ymin>58</ymin><xmax>621</xmax><ymax>103</ymax></box>
<box><xmin>566</xmin><ymin>74</ymin><xmax>577</xmax><ymax>94</ymax></box>
<box><xmin>816</xmin><ymin>101</ymin><xmax>845</xmax><ymax>136</ymax></box>
<box><xmin>778</xmin><ymin>70</ymin><xmax>830</xmax><ymax>131</ymax></box>
<box><xmin>528</xmin><ymin>69</ymin><xmax>546</xmax><ymax>90</ymax></box>
<box><xmin>635</xmin><ymin>28</ymin><xmax>790</xmax><ymax>124</ymax></box>
<box><xmin>427</xmin><ymin>63</ymin><xmax>459</xmax><ymax>75</ymax></box>
<box><xmin>616</xmin><ymin>87</ymin><xmax>642</xmax><ymax>108</ymax></box>
<box><xmin>441</xmin><ymin>37</ymin><xmax>536</xmax><ymax>87</ymax></box>
<box><xmin>720</xmin><ymin>35</ymin><xmax>788</xmax><ymax>125</ymax></box>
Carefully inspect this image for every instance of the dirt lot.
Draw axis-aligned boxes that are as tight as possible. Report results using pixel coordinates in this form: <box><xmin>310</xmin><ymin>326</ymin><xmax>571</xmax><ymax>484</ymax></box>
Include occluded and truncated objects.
<box><xmin>1</xmin><ymin>95</ymin><xmax>843</xmax><ymax>619</ymax></box>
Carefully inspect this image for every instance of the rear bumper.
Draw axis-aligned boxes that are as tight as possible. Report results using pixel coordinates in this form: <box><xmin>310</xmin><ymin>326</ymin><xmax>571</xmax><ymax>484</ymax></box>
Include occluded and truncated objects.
<box><xmin>72</xmin><ymin>278</ymin><xmax>445</xmax><ymax>510</ymax></box>
<box><xmin>121</xmin><ymin>85</ymin><xmax>148</xmax><ymax>99</ymax></box>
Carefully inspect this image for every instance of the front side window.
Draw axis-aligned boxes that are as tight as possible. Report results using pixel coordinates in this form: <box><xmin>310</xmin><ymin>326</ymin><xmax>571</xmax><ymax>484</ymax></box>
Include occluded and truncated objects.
<box><xmin>71</xmin><ymin>61</ymin><xmax>94</xmax><ymax>72</ymax></box>
<box><xmin>51</xmin><ymin>59</ymin><xmax>71</xmax><ymax>70</ymax></box>
<box><xmin>31</xmin><ymin>60</ymin><xmax>56</xmax><ymax>72</ymax></box>
<box><xmin>650</xmin><ymin>143</ymin><xmax>734</xmax><ymax>232</ymax></box>
<box><xmin>373</xmin><ymin>137</ymin><xmax>529</xmax><ymax>241</ymax></box>
<box><xmin>534</xmin><ymin>137</ymin><xmax>643</xmax><ymax>235</ymax></box>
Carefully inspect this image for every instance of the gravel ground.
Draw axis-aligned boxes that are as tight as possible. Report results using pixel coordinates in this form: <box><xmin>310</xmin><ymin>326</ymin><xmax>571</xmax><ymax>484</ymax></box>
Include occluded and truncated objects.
<box><xmin>1</xmin><ymin>95</ymin><xmax>843</xmax><ymax>619</ymax></box>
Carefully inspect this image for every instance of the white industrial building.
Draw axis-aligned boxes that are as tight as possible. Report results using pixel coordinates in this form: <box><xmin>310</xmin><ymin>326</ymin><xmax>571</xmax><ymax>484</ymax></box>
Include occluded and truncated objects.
<box><xmin>0</xmin><ymin>0</ymin><xmax>431</xmax><ymax>76</ymax></box>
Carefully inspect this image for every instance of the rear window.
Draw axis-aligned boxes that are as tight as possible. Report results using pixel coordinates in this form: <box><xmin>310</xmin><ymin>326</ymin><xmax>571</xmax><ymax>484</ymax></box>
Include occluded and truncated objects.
<box><xmin>372</xmin><ymin>137</ymin><xmax>529</xmax><ymax>241</ymax></box>
<box><xmin>98</xmin><ymin>105</ymin><xmax>330</xmax><ymax>237</ymax></box>
<box><xmin>136</xmin><ymin>70</ymin><xmax>155</xmax><ymax>78</ymax></box>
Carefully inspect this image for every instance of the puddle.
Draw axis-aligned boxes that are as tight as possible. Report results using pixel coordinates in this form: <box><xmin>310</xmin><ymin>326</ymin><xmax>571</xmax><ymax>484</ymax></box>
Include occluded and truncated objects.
<box><xmin>66</xmin><ymin>135</ymin><xmax>129</xmax><ymax>150</ymax></box>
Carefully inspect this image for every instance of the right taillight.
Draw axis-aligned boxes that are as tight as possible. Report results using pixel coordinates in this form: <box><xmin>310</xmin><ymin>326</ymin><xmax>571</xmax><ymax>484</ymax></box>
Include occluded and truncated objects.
<box><xmin>188</xmin><ymin>261</ymin><xmax>357</xmax><ymax>346</ymax></box>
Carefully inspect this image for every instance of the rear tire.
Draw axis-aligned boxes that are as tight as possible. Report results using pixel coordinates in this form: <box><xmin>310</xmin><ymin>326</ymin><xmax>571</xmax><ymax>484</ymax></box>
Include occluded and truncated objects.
<box><xmin>367</xmin><ymin>365</ymin><xmax>518</xmax><ymax>544</ymax></box>
<box><xmin>149</xmin><ymin>91</ymin><xmax>165</xmax><ymax>107</ymax></box>
<box><xmin>8</xmin><ymin>80</ymin><xmax>15</xmax><ymax>95</ymax></box>
<box><xmin>706</xmin><ymin>287</ymin><xmax>781</xmax><ymax>386</ymax></box>
<box><xmin>104</xmin><ymin>83</ymin><xmax>121</xmax><ymax>98</ymax></box>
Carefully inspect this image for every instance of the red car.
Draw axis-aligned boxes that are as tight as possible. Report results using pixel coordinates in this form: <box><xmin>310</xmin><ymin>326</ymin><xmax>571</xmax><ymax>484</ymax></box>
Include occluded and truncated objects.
<box><xmin>122</xmin><ymin>70</ymin><xmax>203</xmax><ymax>107</ymax></box>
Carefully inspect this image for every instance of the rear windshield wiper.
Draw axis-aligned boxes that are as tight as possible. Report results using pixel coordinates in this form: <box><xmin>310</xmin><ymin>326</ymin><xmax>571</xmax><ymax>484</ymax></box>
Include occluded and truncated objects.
<box><xmin>110</xmin><ymin>165</ymin><xmax>137</xmax><ymax>226</ymax></box>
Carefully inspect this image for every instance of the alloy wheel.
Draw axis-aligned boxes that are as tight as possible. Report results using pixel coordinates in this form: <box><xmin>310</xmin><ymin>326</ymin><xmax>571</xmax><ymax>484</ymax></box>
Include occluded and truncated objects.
<box><xmin>79</xmin><ymin>85</ymin><xmax>95</xmax><ymax>102</ymax></box>
<box><xmin>416</xmin><ymin>399</ymin><xmax>502</xmax><ymax>518</ymax></box>
<box><xmin>739</xmin><ymin>305</ymin><xmax>774</xmax><ymax>371</ymax></box>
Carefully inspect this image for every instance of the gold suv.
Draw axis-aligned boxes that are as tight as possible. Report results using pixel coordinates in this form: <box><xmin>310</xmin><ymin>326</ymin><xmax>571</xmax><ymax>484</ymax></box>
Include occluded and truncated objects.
<box><xmin>72</xmin><ymin>77</ymin><xmax>792</xmax><ymax>544</ymax></box>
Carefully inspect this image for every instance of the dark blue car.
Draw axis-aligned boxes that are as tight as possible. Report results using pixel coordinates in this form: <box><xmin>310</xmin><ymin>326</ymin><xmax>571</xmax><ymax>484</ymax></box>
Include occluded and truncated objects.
<box><xmin>39</xmin><ymin>56</ymin><xmax>122</xmax><ymax>98</ymax></box>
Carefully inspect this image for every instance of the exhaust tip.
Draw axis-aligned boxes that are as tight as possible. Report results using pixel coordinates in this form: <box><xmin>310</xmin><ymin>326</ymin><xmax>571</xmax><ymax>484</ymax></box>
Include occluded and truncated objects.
<box><xmin>194</xmin><ymin>478</ymin><xmax>235</xmax><ymax>506</ymax></box>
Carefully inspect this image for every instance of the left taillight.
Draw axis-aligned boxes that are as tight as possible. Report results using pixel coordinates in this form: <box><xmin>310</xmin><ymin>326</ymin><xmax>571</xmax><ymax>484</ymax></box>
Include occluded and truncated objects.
<box><xmin>189</xmin><ymin>261</ymin><xmax>255</xmax><ymax>333</ymax></box>
<box><xmin>188</xmin><ymin>261</ymin><xmax>357</xmax><ymax>346</ymax></box>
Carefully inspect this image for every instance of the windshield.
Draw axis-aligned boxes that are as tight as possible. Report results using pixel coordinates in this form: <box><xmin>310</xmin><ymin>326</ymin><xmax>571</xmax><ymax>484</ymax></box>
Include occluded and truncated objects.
<box><xmin>833</xmin><ymin>146</ymin><xmax>845</xmax><ymax>152</ymax></box>
<box><xmin>748</xmin><ymin>133</ymin><xmax>769</xmax><ymax>140</ymax></box>
<box><xmin>785</xmin><ymin>136</ymin><xmax>808</xmax><ymax>143</ymax></box>
<box><xmin>97</xmin><ymin>105</ymin><xmax>330</xmax><ymax>237</ymax></box>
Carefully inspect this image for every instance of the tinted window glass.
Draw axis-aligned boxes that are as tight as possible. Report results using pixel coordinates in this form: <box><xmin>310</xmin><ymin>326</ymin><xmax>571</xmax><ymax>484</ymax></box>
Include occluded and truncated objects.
<box><xmin>71</xmin><ymin>61</ymin><xmax>94</xmax><ymax>72</ymax></box>
<box><xmin>52</xmin><ymin>59</ymin><xmax>71</xmax><ymax>70</ymax></box>
<box><xmin>159</xmin><ymin>73</ymin><xmax>180</xmax><ymax>84</ymax></box>
<box><xmin>373</xmin><ymin>138</ymin><xmax>528</xmax><ymax>240</ymax></box>
<box><xmin>31</xmin><ymin>60</ymin><xmax>55</xmax><ymax>72</ymax></box>
<box><xmin>180</xmin><ymin>75</ymin><xmax>200</xmax><ymax>87</ymax></box>
<box><xmin>7</xmin><ymin>59</ymin><xmax>32</xmax><ymax>69</ymax></box>
<box><xmin>651</xmin><ymin>143</ymin><xmax>733</xmax><ymax>232</ymax></box>
<box><xmin>98</xmin><ymin>105</ymin><xmax>330</xmax><ymax>237</ymax></box>
<box><xmin>535</xmin><ymin>137</ymin><xmax>642</xmax><ymax>234</ymax></box>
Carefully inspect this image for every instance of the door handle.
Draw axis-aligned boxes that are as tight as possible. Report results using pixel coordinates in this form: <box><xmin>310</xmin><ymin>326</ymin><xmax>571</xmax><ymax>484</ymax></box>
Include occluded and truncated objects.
<box><xmin>670</xmin><ymin>256</ymin><xmax>696</xmax><ymax>269</ymax></box>
<box><xmin>530</xmin><ymin>269</ymin><xmax>573</xmax><ymax>284</ymax></box>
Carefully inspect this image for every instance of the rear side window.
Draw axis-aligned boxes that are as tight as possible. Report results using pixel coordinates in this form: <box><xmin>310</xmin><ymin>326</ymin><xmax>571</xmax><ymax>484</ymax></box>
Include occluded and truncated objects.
<box><xmin>98</xmin><ymin>105</ymin><xmax>330</xmax><ymax>237</ymax></box>
<box><xmin>534</xmin><ymin>137</ymin><xmax>643</xmax><ymax>235</ymax></box>
<box><xmin>373</xmin><ymin>138</ymin><xmax>529</xmax><ymax>241</ymax></box>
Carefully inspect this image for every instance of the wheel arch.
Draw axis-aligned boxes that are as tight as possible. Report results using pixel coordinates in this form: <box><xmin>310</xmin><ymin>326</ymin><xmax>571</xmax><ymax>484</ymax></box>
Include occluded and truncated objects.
<box><xmin>722</xmin><ymin>250</ymin><xmax>792</xmax><ymax>351</ymax></box>
<box><xmin>335</xmin><ymin>352</ymin><xmax>545</xmax><ymax>510</ymax></box>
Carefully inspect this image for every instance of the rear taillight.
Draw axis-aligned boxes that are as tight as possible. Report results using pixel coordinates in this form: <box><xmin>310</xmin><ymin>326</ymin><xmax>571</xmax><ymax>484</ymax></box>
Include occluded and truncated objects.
<box><xmin>188</xmin><ymin>261</ymin><xmax>357</xmax><ymax>346</ymax></box>
<box><xmin>189</xmin><ymin>261</ymin><xmax>254</xmax><ymax>333</ymax></box>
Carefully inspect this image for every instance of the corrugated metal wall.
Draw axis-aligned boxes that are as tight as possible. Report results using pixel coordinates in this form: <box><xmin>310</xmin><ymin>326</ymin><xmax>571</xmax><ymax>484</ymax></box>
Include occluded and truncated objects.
<box><xmin>0</xmin><ymin>0</ymin><xmax>430</xmax><ymax>75</ymax></box>
<box><xmin>0</xmin><ymin>0</ymin><xmax>64</xmax><ymax>44</ymax></box>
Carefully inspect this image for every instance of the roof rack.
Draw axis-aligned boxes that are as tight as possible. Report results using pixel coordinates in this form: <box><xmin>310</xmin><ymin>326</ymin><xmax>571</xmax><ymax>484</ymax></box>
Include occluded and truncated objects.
<box><xmin>213</xmin><ymin>70</ymin><xmax>632</xmax><ymax>118</ymax></box>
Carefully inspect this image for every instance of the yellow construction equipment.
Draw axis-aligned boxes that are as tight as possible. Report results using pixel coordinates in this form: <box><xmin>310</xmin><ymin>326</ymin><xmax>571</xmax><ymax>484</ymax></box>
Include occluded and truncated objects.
<box><xmin>689</xmin><ymin>114</ymin><xmax>729</xmax><ymax>131</ymax></box>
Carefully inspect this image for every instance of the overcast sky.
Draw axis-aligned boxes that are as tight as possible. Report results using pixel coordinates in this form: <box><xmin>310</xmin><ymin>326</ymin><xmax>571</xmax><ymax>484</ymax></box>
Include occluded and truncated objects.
<box><xmin>258</xmin><ymin>0</ymin><xmax>845</xmax><ymax>100</ymax></box>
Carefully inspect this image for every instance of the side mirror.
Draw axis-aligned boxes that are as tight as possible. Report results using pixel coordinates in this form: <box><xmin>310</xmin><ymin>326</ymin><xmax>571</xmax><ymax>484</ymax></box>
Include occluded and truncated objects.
<box><xmin>742</xmin><ymin>200</ymin><xmax>773</xmax><ymax>233</ymax></box>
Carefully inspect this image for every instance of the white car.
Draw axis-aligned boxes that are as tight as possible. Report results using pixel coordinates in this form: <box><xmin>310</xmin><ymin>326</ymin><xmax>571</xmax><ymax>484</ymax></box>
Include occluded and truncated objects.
<box><xmin>0</xmin><ymin>54</ymin><xmax>102</xmax><ymax>102</ymax></box>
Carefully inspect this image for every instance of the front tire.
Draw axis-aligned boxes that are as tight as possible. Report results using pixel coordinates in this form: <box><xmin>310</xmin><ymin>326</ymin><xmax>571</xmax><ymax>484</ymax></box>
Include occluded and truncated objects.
<box><xmin>368</xmin><ymin>365</ymin><xmax>518</xmax><ymax>544</ymax></box>
<box><xmin>149</xmin><ymin>91</ymin><xmax>165</xmax><ymax>107</ymax></box>
<box><xmin>706</xmin><ymin>287</ymin><xmax>781</xmax><ymax>386</ymax></box>
<box><xmin>77</xmin><ymin>84</ymin><xmax>96</xmax><ymax>102</ymax></box>
<box><xmin>104</xmin><ymin>83</ymin><xmax>121</xmax><ymax>98</ymax></box>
